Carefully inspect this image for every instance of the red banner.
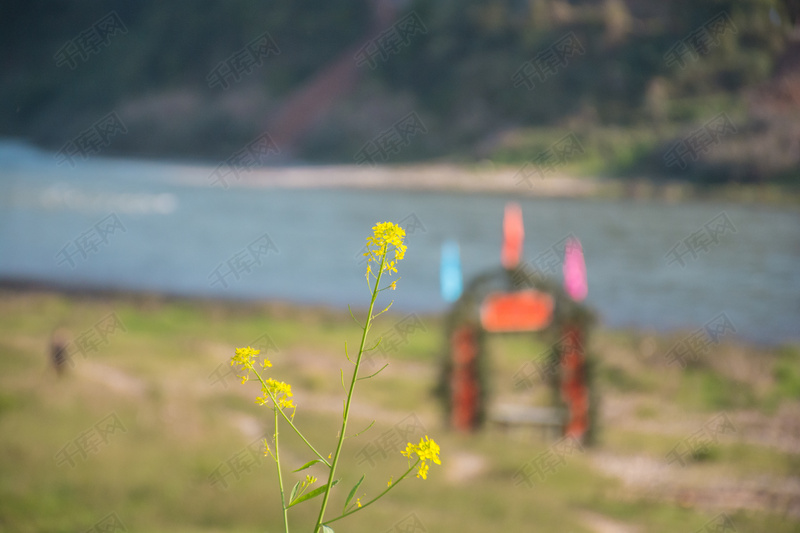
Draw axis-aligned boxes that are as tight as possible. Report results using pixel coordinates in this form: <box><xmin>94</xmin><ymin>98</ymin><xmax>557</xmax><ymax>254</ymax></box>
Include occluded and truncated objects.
<box><xmin>480</xmin><ymin>290</ymin><xmax>554</xmax><ymax>332</ymax></box>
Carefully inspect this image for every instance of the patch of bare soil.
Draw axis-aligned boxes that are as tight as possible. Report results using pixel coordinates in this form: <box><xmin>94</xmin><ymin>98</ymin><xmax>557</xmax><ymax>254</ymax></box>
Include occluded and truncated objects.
<box><xmin>590</xmin><ymin>450</ymin><xmax>800</xmax><ymax>519</ymax></box>
<box><xmin>581</xmin><ymin>511</ymin><xmax>642</xmax><ymax>533</ymax></box>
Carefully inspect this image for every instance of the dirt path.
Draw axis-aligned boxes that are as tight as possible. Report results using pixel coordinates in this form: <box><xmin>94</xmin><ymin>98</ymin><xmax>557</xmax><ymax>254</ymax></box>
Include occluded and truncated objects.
<box><xmin>581</xmin><ymin>512</ymin><xmax>641</xmax><ymax>533</ymax></box>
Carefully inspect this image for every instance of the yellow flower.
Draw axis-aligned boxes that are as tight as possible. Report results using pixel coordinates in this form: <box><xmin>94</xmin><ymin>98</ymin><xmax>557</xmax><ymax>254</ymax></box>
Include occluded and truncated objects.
<box><xmin>231</xmin><ymin>346</ymin><xmax>264</xmax><ymax>383</ymax></box>
<box><xmin>416</xmin><ymin>435</ymin><xmax>441</xmax><ymax>466</ymax></box>
<box><xmin>256</xmin><ymin>378</ymin><xmax>295</xmax><ymax>409</ymax></box>
<box><xmin>400</xmin><ymin>442</ymin><xmax>415</xmax><ymax>460</ymax></box>
<box><xmin>364</xmin><ymin>222</ymin><xmax>407</xmax><ymax>277</ymax></box>
<box><xmin>400</xmin><ymin>436</ymin><xmax>441</xmax><ymax>480</ymax></box>
<box><xmin>232</xmin><ymin>346</ymin><xmax>261</xmax><ymax>368</ymax></box>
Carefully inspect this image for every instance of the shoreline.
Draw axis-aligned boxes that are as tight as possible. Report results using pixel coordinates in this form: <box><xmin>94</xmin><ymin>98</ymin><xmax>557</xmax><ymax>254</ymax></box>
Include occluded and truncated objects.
<box><xmin>135</xmin><ymin>159</ymin><xmax>800</xmax><ymax>205</ymax></box>
<box><xmin>196</xmin><ymin>163</ymin><xmax>610</xmax><ymax>197</ymax></box>
<box><xmin>3</xmin><ymin>277</ymin><xmax>795</xmax><ymax>350</ymax></box>
<box><xmin>3</xmin><ymin>138</ymin><xmax>798</xmax><ymax>204</ymax></box>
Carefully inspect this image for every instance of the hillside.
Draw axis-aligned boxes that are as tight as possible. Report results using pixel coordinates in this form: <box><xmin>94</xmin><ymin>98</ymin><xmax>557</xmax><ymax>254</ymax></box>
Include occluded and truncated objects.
<box><xmin>1</xmin><ymin>0</ymin><xmax>798</xmax><ymax>183</ymax></box>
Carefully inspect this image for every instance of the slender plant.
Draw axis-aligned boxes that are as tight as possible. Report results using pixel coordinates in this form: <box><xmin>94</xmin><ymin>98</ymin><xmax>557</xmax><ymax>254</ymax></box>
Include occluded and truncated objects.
<box><xmin>229</xmin><ymin>221</ymin><xmax>441</xmax><ymax>533</ymax></box>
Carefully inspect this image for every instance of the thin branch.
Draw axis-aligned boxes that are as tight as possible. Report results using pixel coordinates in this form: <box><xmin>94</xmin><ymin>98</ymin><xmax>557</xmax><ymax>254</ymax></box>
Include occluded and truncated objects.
<box><xmin>344</xmin><ymin>341</ymin><xmax>353</xmax><ymax>364</ymax></box>
<box><xmin>250</xmin><ymin>366</ymin><xmax>331</xmax><ymax>467</ymax></box>
<box><xmin>324</xmin><ymin>460</ymin><xmax>420</xmax><ymax>525</ymax></box>
<box><xmin>372</xmin><ymin>301</ymin><xmax>394</xmax><ymax>319</ymax></box>
<box><xmin>346</xmin><ymin>420</ymin><xmax>375</xmax><ymax>439</ymax></box>
<box><xmin>358</xmin><ymin>364</ymin><xmax>388</xmax><ymax>380</ymax></box>
<box><xmin>364</xmin><ymin>337</ymin><xmax>382</xmax><ymax>352</ymax></box>
<box><xmin>347</xmin><ymin>305</ymin><xmax>361</xmax><ymax>327</ymax></box>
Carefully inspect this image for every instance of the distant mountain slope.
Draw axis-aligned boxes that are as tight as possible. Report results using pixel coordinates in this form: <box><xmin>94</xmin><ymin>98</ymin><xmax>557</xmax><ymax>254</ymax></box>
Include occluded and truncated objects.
<box><xmin>1</xmin><ymin>0</ymin><xmax>796</xmax><ymax>183</ymax></box>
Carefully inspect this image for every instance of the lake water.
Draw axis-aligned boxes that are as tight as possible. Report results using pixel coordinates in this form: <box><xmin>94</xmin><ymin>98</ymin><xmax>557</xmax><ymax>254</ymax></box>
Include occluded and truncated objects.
<box><xmin>0</xmin><ymin>140</ymin><xmax>798</xmax><ymax>345</ymax></box>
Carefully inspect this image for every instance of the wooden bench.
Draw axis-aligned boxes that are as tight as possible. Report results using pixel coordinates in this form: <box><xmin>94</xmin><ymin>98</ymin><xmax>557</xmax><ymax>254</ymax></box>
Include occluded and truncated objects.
<box><xmin>489</xmin><ymin>405</ymin><xmax>565</xmax><ymax>440</ymax></box>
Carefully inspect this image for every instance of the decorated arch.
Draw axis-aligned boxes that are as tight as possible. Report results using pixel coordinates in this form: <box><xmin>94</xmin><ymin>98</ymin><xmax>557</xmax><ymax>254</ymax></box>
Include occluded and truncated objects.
<box><xmin>435</xmin><ymin>205</ymin><xmax>596</xmax><ymax>443</ymax></box>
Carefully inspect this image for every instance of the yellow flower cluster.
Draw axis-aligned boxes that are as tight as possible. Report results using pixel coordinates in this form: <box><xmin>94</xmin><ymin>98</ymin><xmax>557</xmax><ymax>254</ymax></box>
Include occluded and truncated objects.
<box><xmin>232</xmin><ymin>346</ymin><xmax>293</xmax><ymax>409</ymax></box>
<box><xmin>300</xmin><ymin>474</ymin><xmax>316</xmax><ymax>490</ymax></box>
<box><xmin>231</xmin><ymin>346</ymin><xmax>269</xmax><ymax>383</ymax></box>
<box><xmin>364</xmin><ymin>222</ymin><xmax>407</xmax><ymax>279</ymax></box>
<box><xmin>401</xmin><ymin>436</ymin><xmax>441</xmax><ymax>480</ymax></box>
<box><xmin>256</xmin><ymin>377</ymin><xmax>295</xmax><ymax>410</ymax></box>
<box><xmin>231</xmin><ymin>345</ymin><xmax>261</xmax><ymax>368</ymax></box>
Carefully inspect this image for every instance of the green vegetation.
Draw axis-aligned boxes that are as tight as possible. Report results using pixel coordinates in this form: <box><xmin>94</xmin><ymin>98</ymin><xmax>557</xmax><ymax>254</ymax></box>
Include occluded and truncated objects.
<box><xmin>772</xmin><ymin>346</ymin><xmax>800</xmax><ymax>400</ymax></box>
<box><xmin>1</xmin><ymin>288</ymin><xmax>798</xmax><ymax>532</ymax></box>
<box><xmin>2</xmin><ymin>1</ymin><xmax>798</xmax><ymax>185</ymax></box>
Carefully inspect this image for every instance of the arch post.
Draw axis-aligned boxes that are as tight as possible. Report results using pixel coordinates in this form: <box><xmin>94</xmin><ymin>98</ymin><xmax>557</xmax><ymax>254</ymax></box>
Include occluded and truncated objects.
<box><xmin>559</xmin><ymin>324</ymin><xmax>589</xmax><ymax>442</ymax></box>
<box><xmin>449</xmin><ymin>324</ymin><xmax>482</xmax><ymax>432</ymax></box>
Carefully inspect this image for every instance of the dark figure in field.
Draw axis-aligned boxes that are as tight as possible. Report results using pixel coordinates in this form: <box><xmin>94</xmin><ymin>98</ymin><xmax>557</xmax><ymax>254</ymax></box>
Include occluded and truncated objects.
<box><xmin>50</xmin><ymin>328</ymin><xmax>70</xmax><ymax>376</ymax></box>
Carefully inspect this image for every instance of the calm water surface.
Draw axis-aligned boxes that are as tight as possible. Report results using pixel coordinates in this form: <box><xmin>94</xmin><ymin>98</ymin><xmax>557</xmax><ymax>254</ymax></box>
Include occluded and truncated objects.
<box><xmin>1</xmin><ymin>141</ymin><xmax>798</xmax><ymax>345</ymax></box>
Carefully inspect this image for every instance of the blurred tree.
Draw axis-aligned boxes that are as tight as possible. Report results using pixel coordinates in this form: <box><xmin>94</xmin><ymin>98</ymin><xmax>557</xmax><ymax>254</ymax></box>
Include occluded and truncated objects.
<box><xmin>0</xmin><ymin>0</ymin><xmax>793</xmax><ymax>179</ymax></box>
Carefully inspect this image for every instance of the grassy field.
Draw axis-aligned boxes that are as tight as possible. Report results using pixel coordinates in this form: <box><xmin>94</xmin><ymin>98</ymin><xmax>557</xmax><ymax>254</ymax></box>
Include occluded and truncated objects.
<box><xmin>0</xmin><ymin>288</ymin><xmax>798</xmax><ymax>533</ymax></box>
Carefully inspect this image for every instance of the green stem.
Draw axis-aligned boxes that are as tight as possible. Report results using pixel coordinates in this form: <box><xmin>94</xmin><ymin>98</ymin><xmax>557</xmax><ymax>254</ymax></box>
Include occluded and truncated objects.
<box><xmin>251</xmin><ymin>368</ymin><xmax>331</xmax><ymax>467</ymax></box>
<box><xmin>313</xmin><ymin>247</ymin><xmax>388</xmax><ymax>532</ymax></box>
<box><xmin>322</xmin><ymin>459</ymin><xmax>420</xmax><ymax>526</ymax></box>
<box><xmin>274</xmin><ymin>408</ymin><xmax>289</xmax><ymax>533</ymax></box>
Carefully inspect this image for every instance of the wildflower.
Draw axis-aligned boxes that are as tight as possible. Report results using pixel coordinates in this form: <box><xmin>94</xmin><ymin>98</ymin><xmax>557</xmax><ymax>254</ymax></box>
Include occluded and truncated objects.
<box><xmin>256</xmin><ymin>378</ymin><xmax>295</xmax><ymax>410</ymax></box>
<box><xmin>231</xmin><ymin>346</ymin><xmax>269</xmax><ymax>383</ymax></box>
<box><xmin>401</xmin><ymin>436</ymin><xmax>441</xmax><ymax>479</ymax></box>
<box><xmin>416</xmin><ymin>435</ymin><xmax>441</xmax><ymax>465</ymax></box>
<box><xmin>232</xmin><ymin>346</ymin><xmax>261</xmax><ymax>368</ymax></box>
<box><xmin>364</xmin><ymin>222</ymin><xmax>407</xmax><ymax>276</ymax></box>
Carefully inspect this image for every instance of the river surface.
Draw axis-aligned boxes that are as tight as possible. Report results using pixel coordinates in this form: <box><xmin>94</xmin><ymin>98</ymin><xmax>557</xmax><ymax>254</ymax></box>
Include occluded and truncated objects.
<box><xmin>0</xmin><ymin>140</ymin><xmax>798</xmax><ymax>345</ymax></box>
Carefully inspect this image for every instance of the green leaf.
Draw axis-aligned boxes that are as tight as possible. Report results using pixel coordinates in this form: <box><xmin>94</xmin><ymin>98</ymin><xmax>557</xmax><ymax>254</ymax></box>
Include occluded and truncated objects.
<box><xmin>292</xmin><ymin>459</ymin><xmax>322</xmax><ymax>472</ymax></box>
<box><xmin>343</xmin><ymin>474</ymin><xmax>365</xmax><ymax>512</ymax></box>
<box><xmin>289</xmin><ymin>481</ymin><xmax>300</xmax><ymax>504</ymax></box>
<box><xmin>320</xmin><ymin>526</ymin><xmax>334</xmax><ymax>533</ymax></box>
<box><xmin>286</xmin><ymin>479</ymin><xmax>339</xmax><ymax>509</ymax></box>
